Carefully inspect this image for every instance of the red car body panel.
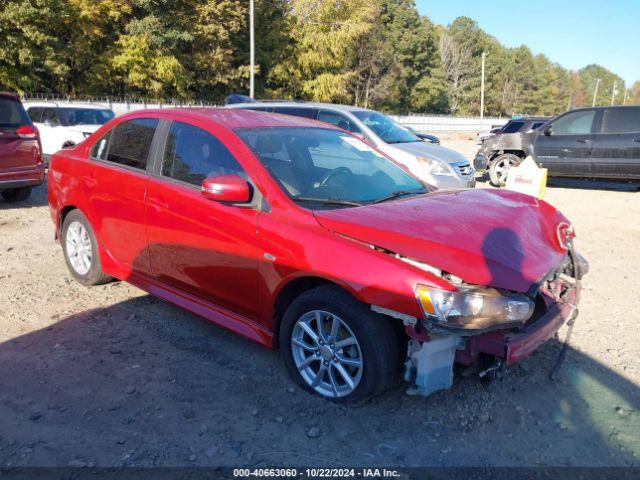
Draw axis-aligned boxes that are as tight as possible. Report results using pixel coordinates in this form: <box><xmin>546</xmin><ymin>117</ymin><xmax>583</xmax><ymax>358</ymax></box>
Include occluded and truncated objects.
<box><xmin>48</xmin><ymin>108</ymin><xmax>576</xmax><ymax>361</ymax></box>
<box><xmin>0</xmin><ymin>93</ymin><xmax>44</xmax><ymax>189</ymax></box>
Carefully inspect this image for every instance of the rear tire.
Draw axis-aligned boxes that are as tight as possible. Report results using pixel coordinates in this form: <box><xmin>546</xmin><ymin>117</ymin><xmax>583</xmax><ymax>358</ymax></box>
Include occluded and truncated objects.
<box><xmin>280</xmin><ymin>285</ymin><xmax>401</xmax><ymax>403</ymax></box>
<box><xmin>1</xmin><ymin>187</ymin><xmax>32</xmax><ymax>202</ymax></box>
<box><xmin>489</xmin><ymin>154</ymin><xmax>521</xmax><ymax>187</ymax></box>
<box><xmin>61</xmin><ymin>210</ymin><xmax>113</xmax><ymax>286</ymax></box>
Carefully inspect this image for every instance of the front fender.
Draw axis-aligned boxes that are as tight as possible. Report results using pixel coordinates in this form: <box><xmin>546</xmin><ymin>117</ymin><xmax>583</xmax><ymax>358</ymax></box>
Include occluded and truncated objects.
<box><xmin>257</xmin><ymin>211</ymin><xmax>452</xmax><ymax>329</ymax></box>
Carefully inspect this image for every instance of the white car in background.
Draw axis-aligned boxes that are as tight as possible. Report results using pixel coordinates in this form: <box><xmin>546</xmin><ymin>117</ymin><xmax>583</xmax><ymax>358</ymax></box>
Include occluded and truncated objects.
<box><xmin>227</xmin><ymin>101</ymin><xmax>475</xmax><ymax>189</ymax></box>
<box><xmin>23</xmin><ymin>102</ymin><xmax>115</xmax><ymax>160</ymax></box>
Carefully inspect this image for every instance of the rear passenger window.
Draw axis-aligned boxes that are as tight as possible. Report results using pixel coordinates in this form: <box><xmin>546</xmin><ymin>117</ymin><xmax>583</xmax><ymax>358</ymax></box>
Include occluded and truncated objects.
<box><xmin>27</xmin><ymin>107</ymin><xmax>44</xmax><ymax>123</ymax></box>
<box><xmin>90</xmin><ymin>131</ymin><xmax>111</xmax><ymax>160</ymax></box>
<box><xmin>317</xmin><ymin>110</ymin><xmax>361</xmax><ymax>133</ymax></box>
<box><xmin>600</xmin><ymin>108</ymin><xmax>640</xmax><ymax>134</ymax></box>
<box><xmin>42</xmin><ymin>108</ymin><xmax>61</xmax><ymax>126</ymax></box>
<box><xmin>162</xmin><ymin>122</ymin><xmax>245</xmax><ymax>186</ymax></box>
<box><xmin>273</xmin><ymin>107</ymin><xmax>319</xmax><ymax>119</ymax></box>
<box><xmin>106</xmin><ymin>118</ymin><xmax>158</xmax><ymax>170</ymax></box>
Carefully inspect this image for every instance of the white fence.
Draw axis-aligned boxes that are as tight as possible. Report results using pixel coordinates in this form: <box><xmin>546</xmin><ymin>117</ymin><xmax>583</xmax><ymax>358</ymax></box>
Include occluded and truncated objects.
<box><xmin>391</xmin><ymin>114</ymin><xmax>508</xmax><ymax>133</ymax></box>
<box><xmin>23</xmin><ymin>95</ymin><xmax>507</xmax><ymax>133</ymax></box>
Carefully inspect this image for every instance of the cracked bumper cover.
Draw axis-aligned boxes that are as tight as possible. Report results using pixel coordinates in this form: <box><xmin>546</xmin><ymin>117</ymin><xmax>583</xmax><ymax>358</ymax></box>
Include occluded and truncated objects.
<box><xmin>456</xmin><ymin>282</ymin><xmax>580</xmax><ymax>366</ymax></box>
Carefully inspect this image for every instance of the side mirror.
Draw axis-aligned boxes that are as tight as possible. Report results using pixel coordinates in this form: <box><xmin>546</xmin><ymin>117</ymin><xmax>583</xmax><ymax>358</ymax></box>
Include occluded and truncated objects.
<box><xmin>201</xmin><ymin>175</ymin><xmax>252</xmax><ymax>204</ymax></box>
<box><xmin>543</xmin><ymin>125</ymin><xmax>552</xmax><ymax>136</ymax></box>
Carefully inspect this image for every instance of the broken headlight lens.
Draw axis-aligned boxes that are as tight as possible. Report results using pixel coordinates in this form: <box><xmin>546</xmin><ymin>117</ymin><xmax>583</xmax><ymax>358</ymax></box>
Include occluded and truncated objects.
<box><xmin>415</xmin><ymin>284</ymin><xmax>534</xmax><ymax>331</ymax></box>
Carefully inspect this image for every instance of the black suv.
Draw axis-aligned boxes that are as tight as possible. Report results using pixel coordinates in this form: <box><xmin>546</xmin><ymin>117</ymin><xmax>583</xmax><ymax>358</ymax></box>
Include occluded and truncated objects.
<box><xmin>476</xmin><ymin>106</ymin><xmax>640</xmax><ymax>186</ymax></box>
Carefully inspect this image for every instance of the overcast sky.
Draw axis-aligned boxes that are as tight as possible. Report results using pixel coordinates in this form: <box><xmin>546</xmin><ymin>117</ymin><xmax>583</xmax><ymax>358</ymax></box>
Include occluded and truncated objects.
<box><xmin>416</xmin><ymin>0</ymin><xmax>640</xmax><ymax>87</ymax></box>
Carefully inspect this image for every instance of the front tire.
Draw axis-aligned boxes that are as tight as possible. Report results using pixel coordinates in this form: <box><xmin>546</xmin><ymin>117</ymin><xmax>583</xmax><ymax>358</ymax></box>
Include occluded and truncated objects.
<box><xmin>280</xmin><ymin>285</ymin><xmax>401</xmax><ymax>403</ymax></box>
<box><xmin>489</xmin><ymin>154</ymin><xmax>521</xmax><ymax>187</ymax></box>
<box><xmin>1</xmin><ymin>187</ymin><xmax>32</xmax><ymax>202</ymax></box>
<box><xmin>61</xmin><ymin>210</ymin><xmax>112</xmax><ymax>286</ymax></box>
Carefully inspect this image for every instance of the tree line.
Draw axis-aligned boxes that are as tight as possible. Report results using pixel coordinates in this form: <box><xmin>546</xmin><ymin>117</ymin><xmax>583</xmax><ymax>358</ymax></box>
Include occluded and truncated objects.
<box><xmin>1</xmin><ymin>0</ymin><xmax>638</xmax><ymax>116</ymax></box>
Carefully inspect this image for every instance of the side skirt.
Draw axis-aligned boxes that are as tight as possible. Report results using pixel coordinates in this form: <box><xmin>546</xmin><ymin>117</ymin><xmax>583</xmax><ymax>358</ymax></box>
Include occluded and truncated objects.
<box><xmin>110</xmin><ymin>268</ymin><xmax>274</xmax><ymax>348</ymax></box>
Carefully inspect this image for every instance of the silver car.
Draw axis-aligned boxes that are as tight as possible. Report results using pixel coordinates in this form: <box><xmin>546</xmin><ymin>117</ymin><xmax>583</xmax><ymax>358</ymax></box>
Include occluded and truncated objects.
<box><xmin>227</xmin><ymin>102</ymin><xmax>475</xmax><ymax>189</ymax></box>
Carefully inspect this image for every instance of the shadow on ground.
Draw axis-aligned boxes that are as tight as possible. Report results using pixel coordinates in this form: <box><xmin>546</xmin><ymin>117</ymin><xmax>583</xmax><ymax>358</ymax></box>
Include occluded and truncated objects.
<box><xmin>0</xmin><ymin>295</ymin><xmax>638</xmax><ymax>468</ymax></box>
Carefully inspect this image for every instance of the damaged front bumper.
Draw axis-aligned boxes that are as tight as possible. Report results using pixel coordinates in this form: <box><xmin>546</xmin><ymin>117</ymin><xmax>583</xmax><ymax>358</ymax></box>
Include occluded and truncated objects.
<box><xmin>456</xmin><ymin>283</ymin><xmax>579</xmax><ymax>367</ymax></box>
<box><xmin>404</xmin><ymin>252</ymin><xmax>584</xmax><ymax>396</ymax></box>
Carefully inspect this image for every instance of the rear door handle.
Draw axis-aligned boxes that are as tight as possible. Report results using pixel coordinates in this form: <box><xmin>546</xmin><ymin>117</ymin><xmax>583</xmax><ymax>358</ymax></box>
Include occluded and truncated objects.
<box><xmin>633</xmin><ymin>138</ymin><xmax>640</xmax><ymax>143</ymax></box>
<box><xmin>576</xmin><ymin>139</ymin><xmax>592</xmax><ymax>143</ymax></box>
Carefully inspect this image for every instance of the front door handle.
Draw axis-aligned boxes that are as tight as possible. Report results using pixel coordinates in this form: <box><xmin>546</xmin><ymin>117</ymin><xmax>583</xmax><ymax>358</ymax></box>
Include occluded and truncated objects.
<box><xmin>633</xmin><ymin>138</ymin><xmax>640</xmax><ymax>143</ymax></box>
<box><xmin>576</xmin><ymin>139</ymin><xmax>592</xmax><ymax>144</ymax></box>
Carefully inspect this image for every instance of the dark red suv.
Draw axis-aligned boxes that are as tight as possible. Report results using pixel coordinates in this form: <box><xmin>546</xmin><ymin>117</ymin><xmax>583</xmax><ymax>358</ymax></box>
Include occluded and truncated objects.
<box><xmin>0</xmin><ymin>92</ymin><xmax>44</xmax><ymax>202</ymax></box>
<box><xmin>48</xmin><ymin>108</ymin><xmax>587</xmax><ymax>402</ymax></box>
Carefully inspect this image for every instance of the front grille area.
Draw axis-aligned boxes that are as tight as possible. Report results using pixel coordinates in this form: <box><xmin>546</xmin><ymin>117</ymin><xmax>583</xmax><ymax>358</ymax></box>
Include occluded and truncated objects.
<box><xmin>453</xmin><ymin>162</ymin><xmax>473</xmax><ymax>176</ymax></box>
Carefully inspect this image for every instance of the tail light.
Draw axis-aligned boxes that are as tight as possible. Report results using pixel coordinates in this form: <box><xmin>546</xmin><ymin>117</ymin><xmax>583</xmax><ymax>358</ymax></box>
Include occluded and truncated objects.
<box><xmin>15</xmin><ymin>125</ymin><xmax>39</xmax><ymax>139</ymax></box>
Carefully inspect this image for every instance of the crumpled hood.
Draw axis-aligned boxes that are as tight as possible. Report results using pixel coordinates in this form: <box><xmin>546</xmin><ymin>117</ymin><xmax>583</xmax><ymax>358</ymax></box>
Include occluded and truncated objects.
<box><xmin>314</xmin><ymin>189</ymin><xmax>569</xmax><ymax>292</ymax></box>
<box><xmin>388</xmin><ymin>142</ymin><xmax>469</xmax><ymax>165</ymax></box>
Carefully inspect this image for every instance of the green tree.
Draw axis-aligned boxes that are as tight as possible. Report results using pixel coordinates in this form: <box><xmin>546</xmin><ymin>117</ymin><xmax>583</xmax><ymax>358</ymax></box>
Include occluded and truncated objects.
<box><xmin>270</xmin><ymin>0</ymin><xmax>379</xmax><ymax>103</ymax></box>
<box><xmin>627</xmin><ymin>81</ymin><xmax>640</xmax><ymax>105</ymax></box>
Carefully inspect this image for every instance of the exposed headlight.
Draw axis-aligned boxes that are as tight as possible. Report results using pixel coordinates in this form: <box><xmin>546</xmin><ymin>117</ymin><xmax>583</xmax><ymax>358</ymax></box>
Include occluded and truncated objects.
<box><xmin>415</xmin><ymin>284</ymin><xmax>534</xmax><ymax>331</ymax></box>
<box><xmin>416</xmin><ymin>157</ymin><xmax>452</xmax><ymax>176</ymax></box>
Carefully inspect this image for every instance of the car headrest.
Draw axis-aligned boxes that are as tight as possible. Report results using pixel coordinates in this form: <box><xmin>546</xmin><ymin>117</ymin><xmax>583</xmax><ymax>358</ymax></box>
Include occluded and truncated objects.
<box><xmin>255</xmin><ymin>133</ymin><xmax>283</xmax><ymax>154</ymax></box>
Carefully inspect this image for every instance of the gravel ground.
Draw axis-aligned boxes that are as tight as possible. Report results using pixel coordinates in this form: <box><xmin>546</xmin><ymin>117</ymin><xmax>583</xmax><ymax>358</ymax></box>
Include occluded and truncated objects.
<box><xmin>0</xmin><ymin>137</ymin><xmax>639</xmax><ymax>468</ymax></box>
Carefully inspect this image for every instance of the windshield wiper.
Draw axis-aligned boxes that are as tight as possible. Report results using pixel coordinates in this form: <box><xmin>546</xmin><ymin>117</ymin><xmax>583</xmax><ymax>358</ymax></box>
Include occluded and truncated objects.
<box><xmin>292</xmin><ymin>196</ymin><xmax>364</xmax><ymax>207</ymax></box>
<box><xmin>373</xmin><ymin>189</ymin><xmax>427</xmax><ymax>204</ymax></box>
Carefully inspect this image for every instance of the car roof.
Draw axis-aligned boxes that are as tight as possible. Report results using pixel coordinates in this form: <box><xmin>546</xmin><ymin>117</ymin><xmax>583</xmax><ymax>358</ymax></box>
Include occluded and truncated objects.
<box><xmin>509</xmin><ymin>117</ymin><xmax>551</xmax><ymax>122</ymax></box>
<box><xmin>0</xmin><ymin>92</ymin><xmax>21</xmax><ymax>102</ymax></box>
<box><xmin>22</xmin><ymin>101</ymin><xmax>111</xmax><ymax>110</ymax></box>
<box><xmin>228</xmin><ymin>101</ymin><xmax>371</xmax><ymax>114</ymax></box>
<box><xmin>122</xmin><ymin>107</ymin><xmax>344</xmax><ymax>130</ymax></box>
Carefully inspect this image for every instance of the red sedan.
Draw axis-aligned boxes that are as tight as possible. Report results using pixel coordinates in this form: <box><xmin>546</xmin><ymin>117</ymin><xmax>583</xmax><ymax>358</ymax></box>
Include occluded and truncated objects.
<box><xmin>0</xmin><ymin>92</ymin><xmax>44</xmax><ymax>201</ymax></box>
<box><xmin>47</xmin><ymin>108</ymin><xmax>586</xmax><ymax>402</ymax></box>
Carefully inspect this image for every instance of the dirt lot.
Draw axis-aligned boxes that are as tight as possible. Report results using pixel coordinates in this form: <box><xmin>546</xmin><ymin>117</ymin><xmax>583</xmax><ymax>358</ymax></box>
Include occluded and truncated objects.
<box><xmin>1</xmin><ymin>137</ymin><xmax>639</xmax><ymax>468</ymax></box>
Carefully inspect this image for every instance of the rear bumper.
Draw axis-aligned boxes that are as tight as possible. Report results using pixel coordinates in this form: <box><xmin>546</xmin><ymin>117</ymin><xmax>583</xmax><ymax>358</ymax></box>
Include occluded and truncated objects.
<box><xmin>456</xmin><ymin>286</ymin><xmax>579</xmax><ymax>366</ymax></box>
<box><xmin>0</xmin><ymin>164</ymin><xmax>45</xmax><ymax>190</ymax></box>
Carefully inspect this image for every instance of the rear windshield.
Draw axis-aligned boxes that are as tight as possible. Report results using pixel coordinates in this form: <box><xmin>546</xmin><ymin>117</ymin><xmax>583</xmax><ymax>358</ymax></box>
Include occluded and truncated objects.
<box><xmin>0</xmin><ymin>98</ymin><xmax>31</xmax><ymax>128</ymax></box>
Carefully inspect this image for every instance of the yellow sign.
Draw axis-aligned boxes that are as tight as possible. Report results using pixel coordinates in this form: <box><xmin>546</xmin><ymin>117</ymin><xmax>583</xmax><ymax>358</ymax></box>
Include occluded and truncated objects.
<box><xmin>505</xmin><ymin>156</ymin><xmax>548</xmax><ymax>199</ymax></box>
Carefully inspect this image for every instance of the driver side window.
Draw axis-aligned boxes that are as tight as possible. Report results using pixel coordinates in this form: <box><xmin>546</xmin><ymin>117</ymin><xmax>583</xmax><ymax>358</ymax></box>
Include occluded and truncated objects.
<box><xmin>162</xmin><ymin>122</ymin><xmax>246</xmax><ymax>187</ymax></box>
<box><xmin>550</xmin><ymin>110</ymin><xmax>595</xmax><ymax>135</ymax></box>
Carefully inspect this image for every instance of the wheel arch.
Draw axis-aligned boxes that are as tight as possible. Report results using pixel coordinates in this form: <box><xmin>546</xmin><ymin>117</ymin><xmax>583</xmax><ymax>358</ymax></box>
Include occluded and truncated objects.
<box><xmin>58</xmin><ymin>204</ymin><xmax>79</xmax><ymax>237</ymax></box>
<box><xmin>489</xmin><ymin>150</ymin><xmax>526</xmax><ymax>163</ymax></box>
<box><xmin>271</xmin><ymin>276</ymin><xmax>360</xmax><ymax>341</ymax></box>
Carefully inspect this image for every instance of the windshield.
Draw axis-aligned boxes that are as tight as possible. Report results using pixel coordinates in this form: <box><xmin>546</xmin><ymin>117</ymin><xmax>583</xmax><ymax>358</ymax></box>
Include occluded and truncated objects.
<box><xmin>352</xmin><ymin>111</ymin><xmax>420</xmax><ymax>144</ymax></box>
<box><xmin>235</xmin><ymin>127</ymin><xmax>425</xmax><ymax>208</ymax></box>
<box><xmin>58</xmin><ymin>108</ymin><xmax>115</xmax><ymax>126</ymax></box>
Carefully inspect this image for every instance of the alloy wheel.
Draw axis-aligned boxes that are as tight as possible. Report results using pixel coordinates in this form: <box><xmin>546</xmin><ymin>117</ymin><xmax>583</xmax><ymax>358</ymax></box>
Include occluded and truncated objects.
<box><xmin>494</xmin><ymin>157</ymin><xmax>517</xmax><ymax>183</ymax></box>
<box><xmin>66</xmin><ymin>221</ymin><xmax>92</xmax><ymax>275</ymax></box>
<box><xmin>291</xmin><ymin>310</ymin><xmax>363</xmax><ymax>398</ymax></box>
